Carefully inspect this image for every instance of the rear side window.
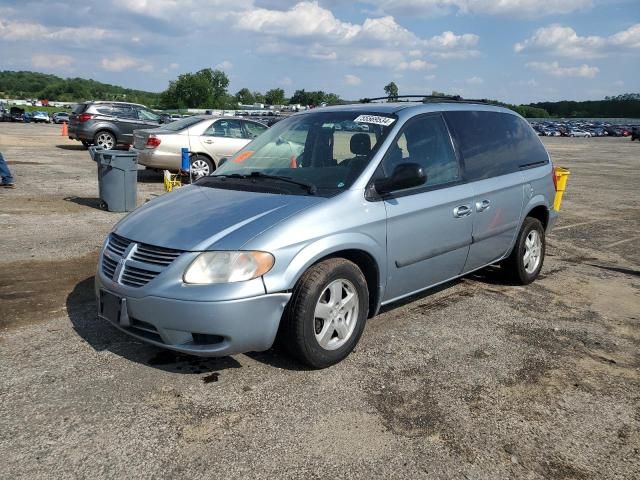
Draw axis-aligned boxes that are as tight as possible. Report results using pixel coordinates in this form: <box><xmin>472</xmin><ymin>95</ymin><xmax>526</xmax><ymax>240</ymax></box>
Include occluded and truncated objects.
<box><xmin>444</xmin><ymin>111</ymin><xmax>548</xmax><ymax>181</ymax></box>
<box><xmin>73</xmin><ymin>103</ymin><xmax>89</xmax><ymax>114</ymax></box>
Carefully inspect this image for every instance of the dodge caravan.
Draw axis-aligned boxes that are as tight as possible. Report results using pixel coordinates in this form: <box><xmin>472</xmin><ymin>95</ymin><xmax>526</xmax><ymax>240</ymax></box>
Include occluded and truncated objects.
<box><xmin>96</xmin><ymin>99</ymin><xmax>558</xmax><ymax>368</ymax></box>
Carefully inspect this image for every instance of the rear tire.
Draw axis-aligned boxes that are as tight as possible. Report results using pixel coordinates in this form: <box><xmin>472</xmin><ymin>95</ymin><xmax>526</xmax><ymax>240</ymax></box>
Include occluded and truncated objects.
<box><xmin>502</xmin><ymin>217</ymin><xmax>545</xmax><ymax>285</ymax></box>
<box><xmin>280</xmin><ymin>258</ymin><xmax>369</xmax><ymax>368</ymax></box>
<box><xmin>94</xmin><ymin>130</ymin><xmax>116</xmax><ymax>150</ymax></box>
<box><xmin>190</xmin><ymin>155</ymin><xmax>214</xmax><ymax>179</ymax></box>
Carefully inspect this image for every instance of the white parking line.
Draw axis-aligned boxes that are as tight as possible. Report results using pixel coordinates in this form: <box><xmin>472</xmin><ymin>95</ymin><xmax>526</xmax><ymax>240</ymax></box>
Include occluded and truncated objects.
<box><xmin>605</xmin><ymin>236</ymin><xmax>640</xmax><ymax>248</ymax></box>
<box><xmin>552</xmin><ymin>220</ymin><xmax>600</xmax><ymax>231</ymax></box>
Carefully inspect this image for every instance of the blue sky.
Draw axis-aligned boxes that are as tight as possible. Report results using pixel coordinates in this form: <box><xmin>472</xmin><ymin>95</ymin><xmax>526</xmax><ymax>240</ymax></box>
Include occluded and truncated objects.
<box><xmin>0</xmin><ymin>0</ymin><xmax>638</xmax><ymax>104</ymax></box>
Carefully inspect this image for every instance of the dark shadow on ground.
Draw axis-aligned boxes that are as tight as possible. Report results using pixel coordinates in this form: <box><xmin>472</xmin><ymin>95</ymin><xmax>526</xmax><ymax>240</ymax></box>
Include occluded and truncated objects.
<box><xmin>465</xmin><ymin>265</ymin><xmax>517</xmax><ymax>286</ymax></box>
<box><xmin>56</xmin><ymin>144</ymin><xmax>87</xmax><ymax>151</ymax></box>
<box><xmin>64</xmin><ymin>196</ymin><xmax>103</xmax><ymax>210</ymax></box>
<box><xmin>137</xmin><ymin>168</ymin><xmax>164</xmax><ymax>184</ymax></box>
<box><xmin>66</xmin><ymin>276</ymin><xmax>300</xmax><ymax>373</ymax></box>
<box><xmin>587</xmin><ymin>263</ymin><xmax>640</xmax><ymax>278</ymax></box>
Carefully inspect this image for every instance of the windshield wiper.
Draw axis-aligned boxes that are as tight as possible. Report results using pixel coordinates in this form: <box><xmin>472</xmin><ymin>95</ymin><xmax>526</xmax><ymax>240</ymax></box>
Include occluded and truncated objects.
<box><xmin>248</xmin><ymin>171</ymin><xmax>317</xmax><ymax>195</ymax></box>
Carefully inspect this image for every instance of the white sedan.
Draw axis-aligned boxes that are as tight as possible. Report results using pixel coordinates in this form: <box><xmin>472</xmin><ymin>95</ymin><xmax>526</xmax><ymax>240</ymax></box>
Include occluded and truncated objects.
<box><xmin>132</xmin><ymin>116</ymin><xmax>268</xmax><ymax>178</ymax></box>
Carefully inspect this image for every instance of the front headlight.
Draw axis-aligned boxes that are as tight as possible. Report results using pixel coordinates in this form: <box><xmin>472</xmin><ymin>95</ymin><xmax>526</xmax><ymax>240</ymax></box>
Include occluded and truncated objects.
<box><xmin>183</xmin><ymin>251</ymin><xmax>275</xmax><ymax>284</ymax></box>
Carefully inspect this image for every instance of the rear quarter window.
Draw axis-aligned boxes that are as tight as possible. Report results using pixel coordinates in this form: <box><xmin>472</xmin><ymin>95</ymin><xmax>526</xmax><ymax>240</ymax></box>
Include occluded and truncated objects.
<box><xmin>444</xmin><ymin>111</ymin><xmax>549</xmax><ymax>181</ymax></box>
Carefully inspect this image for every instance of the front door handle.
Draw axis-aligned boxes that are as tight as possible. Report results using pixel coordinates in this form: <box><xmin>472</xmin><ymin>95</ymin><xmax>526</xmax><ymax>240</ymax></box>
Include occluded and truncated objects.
<box><xmin>203</xmin><ymin>139</ymin><xmax>214</xmax><ymax>144</ymax></box>
<box><xmin>453</xmin><ymin>205</ymin><xmax>472</xmax><ymax>218</ymax></box>
<box><xmin>476</xmin><ymin>199</ymin><xmax>491</xmax><ymax>212</ymax></box>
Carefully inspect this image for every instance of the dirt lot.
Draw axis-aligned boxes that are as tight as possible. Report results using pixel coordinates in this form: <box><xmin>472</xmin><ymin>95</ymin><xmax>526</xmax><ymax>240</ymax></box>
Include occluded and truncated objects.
<box><xmin>1</xmin><ymin>123</ymin><xmax>638</xmax><ymax>479</ymax></box>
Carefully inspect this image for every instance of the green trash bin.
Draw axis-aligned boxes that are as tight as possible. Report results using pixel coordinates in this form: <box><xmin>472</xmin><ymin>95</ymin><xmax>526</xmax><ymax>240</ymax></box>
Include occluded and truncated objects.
<box><xmin>97</xmin><ymin>150</ymin><xmax>138</xmax><ymax>212</ymax></box>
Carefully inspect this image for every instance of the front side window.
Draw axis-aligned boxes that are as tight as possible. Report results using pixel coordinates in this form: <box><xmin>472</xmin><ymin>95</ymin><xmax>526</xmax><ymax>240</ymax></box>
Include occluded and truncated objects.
<box><xmin>243</xmin><ymin>121</ymin><xmax>268</xmax><ymax>139</ymax></box>
<box><xmin>138</xmin><ymin>108</ymin><xmax>160</xmax><ymax>121</ymax></box>
<box><xmin>112</xmin><ymin>105</ymin><xmax>136</xmax><ymax>119</ymax></box>
<box><xmin>201</xmin><ymin>111</ymin><xmax>397</xmax><ymax>196</ymax></box>
<box><xmin>382</xmin><ymin>114</ymin><xmax>460</xmax><ymax>190</ymax></box>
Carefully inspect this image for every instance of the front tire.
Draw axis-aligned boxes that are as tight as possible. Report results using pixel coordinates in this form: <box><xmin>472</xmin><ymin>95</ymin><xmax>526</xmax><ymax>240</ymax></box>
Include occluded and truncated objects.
<box><xmin>280</xmin><ymin>258</ymin><xmax>369</xmax><ymax>368</ymax></box>
<box><xmin>502</xmin><ymin>217</ymin><xmax>545</xmax><ymax>285</ymax></box>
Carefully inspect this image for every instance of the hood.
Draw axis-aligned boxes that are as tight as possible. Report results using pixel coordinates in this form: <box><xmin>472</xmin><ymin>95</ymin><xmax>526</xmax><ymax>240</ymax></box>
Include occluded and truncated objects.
<box><xmin>114</xmin><ymin>186</ymin><xmax>325</xmax><ymax>251</ymax></box>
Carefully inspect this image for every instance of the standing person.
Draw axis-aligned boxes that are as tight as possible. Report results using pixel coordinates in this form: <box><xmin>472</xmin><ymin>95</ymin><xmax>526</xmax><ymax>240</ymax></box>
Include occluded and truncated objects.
<box><xmin>0</xmin><ymin>151</ymin><xmax>15</xmax><ymax>188</ymax></box>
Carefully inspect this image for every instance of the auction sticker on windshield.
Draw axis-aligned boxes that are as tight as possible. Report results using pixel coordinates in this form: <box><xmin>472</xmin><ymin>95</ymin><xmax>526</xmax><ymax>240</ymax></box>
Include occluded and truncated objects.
<box><xmin>354</xmin><ymin>115</ymin><xmax>396</xmax><ymax>127</ymax></box>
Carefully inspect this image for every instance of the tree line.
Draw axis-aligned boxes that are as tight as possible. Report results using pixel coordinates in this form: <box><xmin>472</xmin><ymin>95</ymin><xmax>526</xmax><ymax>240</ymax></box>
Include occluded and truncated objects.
<box><xmin>1</xmin><ymin>69</ymin><xmax>637</xmax><ymax>118</ymax></box>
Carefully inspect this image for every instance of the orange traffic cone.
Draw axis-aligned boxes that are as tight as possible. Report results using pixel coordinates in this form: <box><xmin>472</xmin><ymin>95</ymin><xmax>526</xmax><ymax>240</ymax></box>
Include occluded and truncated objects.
<box><xmin>61</xmin><ymin>122</ymin><xmax>68</xmax><ymax>136</ymax></box>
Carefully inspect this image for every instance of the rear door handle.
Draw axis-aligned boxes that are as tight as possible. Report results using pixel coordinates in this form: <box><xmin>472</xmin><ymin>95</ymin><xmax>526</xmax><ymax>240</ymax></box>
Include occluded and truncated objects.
<box><xmin>453</xmin><ymin>205</ymin><xmax>472</xmax><ymax>218</ymax></box>
<box><xmin>476</xmin><ymin>199</ymin><xmax>491</xmax><ymax>212</ymax></box>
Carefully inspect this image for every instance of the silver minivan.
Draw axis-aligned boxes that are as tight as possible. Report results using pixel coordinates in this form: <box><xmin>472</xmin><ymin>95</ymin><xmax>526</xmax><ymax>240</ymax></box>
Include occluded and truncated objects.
<box><xmin>96</xmin><ymin>100</ymin><xmax>558</xmax><ymax>368</ymax></box>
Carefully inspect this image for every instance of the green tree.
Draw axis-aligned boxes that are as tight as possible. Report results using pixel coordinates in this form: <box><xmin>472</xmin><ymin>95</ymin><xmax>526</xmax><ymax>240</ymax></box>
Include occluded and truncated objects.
<box><xmin>235</xmin><ymin>88</ymin><xmax>255</xmax><ymax>105</ymax></box>
<box><xmin>384</xmin><ymin>81</ymin><xmax>398</xmax><ymax>102</ymax></box>
<box><xmin>253</xmin><ymin>91</ymin><xmax>265</xmax><ymax>103</ymax></box>
<box><xmin>160</xmin><ymin>68</ymin><xmax>230</xmax><ymax>109</ymax></box>
<box><xmin>264</xmin><ymin>88</ymin><xmax>286</xmax><ymax>105</ymax></box>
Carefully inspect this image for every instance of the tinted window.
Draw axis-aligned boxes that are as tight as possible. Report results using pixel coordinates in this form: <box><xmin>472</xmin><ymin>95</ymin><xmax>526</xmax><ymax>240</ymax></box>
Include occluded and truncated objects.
<box><xmin>162</xmin><ymin>116</ymin><xmax>205</xmax><ymax>132</ymax></box>
<box><xmin>382</xmin><ymin>114</ymin><xmax>460</xmax><ymax>189</ymax></box>
<box><xmin>444</xmin><ymin>111</ymin><xmax>548</xmax><ymax>181</ymax></box>
<box><xmin>95</xmin><ymin>105</ymin><xmax>113</xmax><ymax>115</ymax></box>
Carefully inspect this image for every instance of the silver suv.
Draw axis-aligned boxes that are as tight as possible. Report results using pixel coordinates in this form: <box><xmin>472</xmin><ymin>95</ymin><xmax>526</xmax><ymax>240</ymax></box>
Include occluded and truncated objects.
<box><xmin>68</xmin><ymin>101</ymin><xmax>166</xmax><ymax>149</ymax></box>
<box><xmin>96</xmin><ymin>98</ymin><xmax>558</xmax><ymax>368</ymax></box>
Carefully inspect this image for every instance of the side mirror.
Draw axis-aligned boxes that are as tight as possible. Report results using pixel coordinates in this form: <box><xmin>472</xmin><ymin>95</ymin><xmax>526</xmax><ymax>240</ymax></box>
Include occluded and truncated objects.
<box><xmin>218</xmin><ymin>157</ymin><xmax>228</xmax><ymax>166</ymax></box>
<box><xmin>374</xmin><ymin>162</ymin><xmax>426</xmax><ymax>194</ymax></box>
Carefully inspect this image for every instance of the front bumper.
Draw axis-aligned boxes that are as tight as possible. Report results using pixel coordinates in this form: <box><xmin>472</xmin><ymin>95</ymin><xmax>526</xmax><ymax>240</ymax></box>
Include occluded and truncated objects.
<box><xmin>95</xmin><ymin>274</ymin><xmax>291</xmax><ymax>357</ymax></box>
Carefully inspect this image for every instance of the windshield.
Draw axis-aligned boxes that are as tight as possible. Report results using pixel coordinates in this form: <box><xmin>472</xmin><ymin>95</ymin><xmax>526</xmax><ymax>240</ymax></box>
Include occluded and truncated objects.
<box><xmin>161</xmin><ymin>116</ymin><xmax>205</xmax><ymax>132</ymax></box>
<box><xmin>211</xmin><ymin>110</ymin><xmax>397</xmax><ymax>196</ymax></box>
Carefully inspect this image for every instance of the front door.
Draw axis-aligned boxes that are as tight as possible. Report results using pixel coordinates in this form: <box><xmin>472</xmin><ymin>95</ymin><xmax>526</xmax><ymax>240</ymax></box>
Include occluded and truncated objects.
<box><xmin>381</xmin><ymin>114</ymin><xmax>473</xmax><ymax>302</ymax></box>
<box><xmin>198</xmin><ymin>119</ymin><xmax>249</xmax><ymax>163</ymax></box>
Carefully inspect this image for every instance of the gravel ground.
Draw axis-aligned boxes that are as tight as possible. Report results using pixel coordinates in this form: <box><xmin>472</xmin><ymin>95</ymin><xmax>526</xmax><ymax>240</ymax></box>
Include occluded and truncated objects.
<box><xmin>1</xmin><ymin>123</ymin><xmax>639</xmax><ymax>479</ymax></box>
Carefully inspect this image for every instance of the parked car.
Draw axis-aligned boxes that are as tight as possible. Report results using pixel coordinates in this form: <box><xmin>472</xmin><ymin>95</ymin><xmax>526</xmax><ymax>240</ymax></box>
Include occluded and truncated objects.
<box><xmin>31</xmin><ymin>111</ymin><xmax>51</xmax><ymax>123</ymax></box>
<box><xmin>52</xmin><ymin>112</ymin><xmax>70</xmax><ymax>124</ymax></box>
<box><xmin>96</xmin><ymin>101</ymin><xmax>558</xmax><ymax>368</ymax></box>
<box><xmin>132</xmin><ymin>116</ymin><xmax>269</xmax><ymax>178</ymax></box>
<box><xmin>569</xmin><ymin>130</ymin><xmax>591</xmax><ymax>138</ymax></box>
<box><xmin>9</xmin><ymin>107</ymin><xmax>24</xmax><ymax>122</ymax></box>
<box><xmin>68</xmin><ymin>101</ymin><xmax>169</xmax><ymax>149</ymax></box>
<box><xmin>632</xmin><ymin>127</ymin><xmax>639</xmax><ymax>141</ymax></box>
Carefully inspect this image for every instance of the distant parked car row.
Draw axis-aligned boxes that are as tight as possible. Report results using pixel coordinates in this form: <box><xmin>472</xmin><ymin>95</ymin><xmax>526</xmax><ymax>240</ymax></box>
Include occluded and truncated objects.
<box><xmin>530</xmin><ymin>120</ymin><xmax>639</xmax><ymax>138</ymax></box>
<box><xmin>0</xmin><ymin>107</ymin><xmax>70</xmax><ymax>123</ymax></box>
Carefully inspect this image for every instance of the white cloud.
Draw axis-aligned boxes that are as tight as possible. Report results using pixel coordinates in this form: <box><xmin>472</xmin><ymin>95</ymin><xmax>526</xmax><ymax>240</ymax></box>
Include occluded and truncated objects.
<box><xmin>345</xmin><ymin>74</ymin><xmax>362</xmax><ymax>86</ymax></box>
<box><xmin>397</xmin><ymin>59</ymin><xmax>436</xmax><ymax>71</ymax></box>
<box><xmin>32</xmin><ymin>54</ymin><xmax>74</xmax><ymax>69</ymax></box>
<box><xmin>232</xmin><ymin>2</ymin><xmax>479</xmax><ymax>67</ymax></box>
<box><xmin>0</xmin><ymin>19</ymin><xmax>113</xmax><ymax>42</ymax></box>
<box><xmin>100</xmin><ymin>55</ymin><xmax>148</xmax><ymax>72</ymax></box>
<box><xmin>235</xmin><ymin>1</ymin><xmax>360</xmax><ymax>40</ymax></box>
<box><xmin>515</xmin><ymin>23</ymin><xmax>640</xmax><ymax>58</ymax></box>
<box><xmin>526</xmin><ymin>61</ymin><xmax>599</xmax><ymax>78</ymax></box>
<box><xmin>362</xmin><ymin>0</ymin><xmax>592</xmax><ymax>18</ymax></box>
<box><xmin>424</xmin><ymin>74</ymin><xmax>436</xmax><ymax>80</ymax></box>
<box><xmin>465</xmin><ymin>76</ymin><xmax>483</xmax><ymax>84</ymax></box>
<box><xmin>215</xmin><ymin>60</ymin><xmax>233</xmax><ymax>70</ymax></box>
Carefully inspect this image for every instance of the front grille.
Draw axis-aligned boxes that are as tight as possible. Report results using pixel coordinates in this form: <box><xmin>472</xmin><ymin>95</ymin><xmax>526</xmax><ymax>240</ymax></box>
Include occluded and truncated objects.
<box><xmin>102</xmin><ymin>255</ymin><xmax>118</xmax><ymax>279</ymax></box>
<box><xmin>106</xmin><ymin>234</ymin><xmax>131</xmax><ymax>256</ymax></box>
<box><xmin>121</xmin><ymin>265</ymin><xmax>158</xmax><ymax>288</ymax></box>
<box><xmin>101</xmin><ymin>233</ymin><xmax>183</xmax><ymax>288</ymax></box>
<box><xmin>131</xmin><ymin>243</ymin><xmax>181</xmax><ymax>266</ymax></box>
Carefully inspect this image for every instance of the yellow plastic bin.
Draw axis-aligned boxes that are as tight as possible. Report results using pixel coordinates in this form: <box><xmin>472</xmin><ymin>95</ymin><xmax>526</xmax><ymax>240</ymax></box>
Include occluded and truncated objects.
<box><xmin>553</xmin><ymin>167</ymin><xmax>570</xmax><ymax>211</ymax></box>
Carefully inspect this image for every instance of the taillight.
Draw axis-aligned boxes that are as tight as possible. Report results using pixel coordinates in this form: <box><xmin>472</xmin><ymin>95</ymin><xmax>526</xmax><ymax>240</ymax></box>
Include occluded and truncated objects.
<box><xmin>146</xmin><ymin>135</ymin><xmax>161</xmax><ymax>148</ymax></box>
<box><xmin>552</xmin><ymin>165</ymin><xmax>558</xmax><ymax>191</ymax></box>
<box><xmin>78</xmin><ymin>113</ymin><xmax>93</xmax><ymax>122</ymax></box>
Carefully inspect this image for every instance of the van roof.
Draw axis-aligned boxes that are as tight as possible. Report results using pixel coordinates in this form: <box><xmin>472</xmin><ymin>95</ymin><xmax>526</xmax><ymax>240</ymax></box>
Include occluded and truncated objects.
<box><xmin>312</xmin><ymin>101</ymin><xmax>515</xmax><ymax>117</ymax></box>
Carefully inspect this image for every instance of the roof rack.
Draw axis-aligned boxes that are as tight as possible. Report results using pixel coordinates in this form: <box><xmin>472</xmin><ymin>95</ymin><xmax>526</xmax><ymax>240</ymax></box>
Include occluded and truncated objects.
<box><xmin>359</xmin><ymin>95</ymin><xmax>493</xmax><ymax>105</ymax></box>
